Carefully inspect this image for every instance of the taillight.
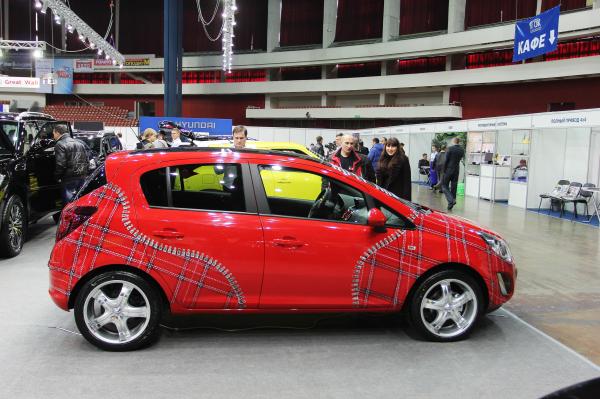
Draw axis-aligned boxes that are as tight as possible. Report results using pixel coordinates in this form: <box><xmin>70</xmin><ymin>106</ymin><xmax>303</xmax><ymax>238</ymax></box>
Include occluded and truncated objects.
<box><xmin>55</xmin><ymin>204</ymin><xmax>97</xmax><ymax>242</ymax></box>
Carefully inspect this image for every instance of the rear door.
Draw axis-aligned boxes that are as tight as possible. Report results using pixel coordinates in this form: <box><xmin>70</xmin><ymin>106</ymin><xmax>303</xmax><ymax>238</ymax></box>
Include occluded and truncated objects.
<box><xmin>131</xmin><ymin>159</ymin><xmax>264</xmax><ymax>310</ymax></box>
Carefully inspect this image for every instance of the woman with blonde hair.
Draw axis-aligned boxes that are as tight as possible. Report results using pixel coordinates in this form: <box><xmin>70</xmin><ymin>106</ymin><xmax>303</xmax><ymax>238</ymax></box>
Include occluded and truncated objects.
<box><xmin>376</xmin><ymin>137</ymin><xmax>412</xmax><ymax>201</ymax></box>
<box><xmin>141</xmin><ymin>128</ymin><xmax>168</xmax><ymax>149</ymax></box>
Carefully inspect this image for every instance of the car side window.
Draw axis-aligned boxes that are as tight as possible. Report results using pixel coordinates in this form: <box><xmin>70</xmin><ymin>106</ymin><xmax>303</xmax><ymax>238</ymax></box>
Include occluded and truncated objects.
<box><xmin>140</xmin><ymin>163</ymin><xmax>245</xmax><ymax>212</ymax></box>
<box><xmin>23</xmin><ymin>123</ymin><xmax>38</xmax><ymax>154</ymax></box>
<box><xmin>0</xmin><ymin>122</ymin><xmax>19</xmax><ymax>148</ymax></box>
<box><xmin>258</xmin><ymin>165</ymin><xmax>368</xmax><ymax>224</ymax></box>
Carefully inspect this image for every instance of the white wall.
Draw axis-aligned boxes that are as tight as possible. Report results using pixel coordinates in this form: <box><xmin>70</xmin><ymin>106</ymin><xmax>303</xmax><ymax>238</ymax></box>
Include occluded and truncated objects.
<box><xmin>409</xmin><ymin>132</ymin><xmax>436</xmax><ymax>181</ymax></box>
<box><xmin>275</xmin><ymin>96</ymin><xmax>322</xmax><ymax>107</ymax></box>
<box><xmin>563</xmin><ymin>128</ymin><xmax>591</xmax><ymax>183</ymax></box>
<box><xmin>394</xmin><ymin>92</ymin><xmax>443</xmax><ymax>106</ymax></box>
<box><xmin>106</xmin><ymin>126</ymin><xmax>139</xmax><ymax>150</ymax></box>
<box><xmin>334</xmin><ymin>94</ymin><xmax>380</xmax><ymax>107</ymax></box>
<box><xmin>588</xmin><ymin>129</ymin><xmax>600</xmax><ymax>187</ymax></box>
<box><xmin>527</xmin><ymin>129</ymin><xmax>568</xmax><ymax>208</ymax></box>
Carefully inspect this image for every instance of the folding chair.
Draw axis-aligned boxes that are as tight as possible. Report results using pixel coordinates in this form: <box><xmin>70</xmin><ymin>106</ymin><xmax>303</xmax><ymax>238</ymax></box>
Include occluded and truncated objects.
<box><xmin>538</xmin><ymin>179</ymin><xmax>569</xmax><ymax>213</ymax></box>
<box><xmin>559</xmin><ymin>182</ymin><xmax>582</xmax><ymax>219</ymax></box>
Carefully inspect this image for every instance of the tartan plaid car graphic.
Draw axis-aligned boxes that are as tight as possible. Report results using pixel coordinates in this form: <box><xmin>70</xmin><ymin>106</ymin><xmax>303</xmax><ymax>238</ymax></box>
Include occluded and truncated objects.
<box><xmin>48</xmin><ymin>148</ymin><xmax>516</xmax><ymax>351</ymax></box>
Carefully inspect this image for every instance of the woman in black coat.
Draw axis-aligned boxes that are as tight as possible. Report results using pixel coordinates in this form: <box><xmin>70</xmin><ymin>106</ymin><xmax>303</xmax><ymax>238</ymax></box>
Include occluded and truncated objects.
<box><xmin>376</xmin><ymin>137</ymin><xmax>412</xmax><ymax>201</ymax></box>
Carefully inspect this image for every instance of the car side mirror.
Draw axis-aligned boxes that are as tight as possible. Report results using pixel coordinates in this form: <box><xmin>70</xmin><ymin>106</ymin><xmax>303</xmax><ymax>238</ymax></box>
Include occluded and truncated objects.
<box><xmin>367</xmin><ymin>208</ymin><xmax>386</xmax><ymax>232</ymax></box>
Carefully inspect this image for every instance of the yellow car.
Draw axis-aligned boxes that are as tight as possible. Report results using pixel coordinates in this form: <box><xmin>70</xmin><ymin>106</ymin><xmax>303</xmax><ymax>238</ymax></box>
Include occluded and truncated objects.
<box><xmin>172</xmin><ymin>141</ymin><xmax>323</xmax><ymax>201</ymax></box>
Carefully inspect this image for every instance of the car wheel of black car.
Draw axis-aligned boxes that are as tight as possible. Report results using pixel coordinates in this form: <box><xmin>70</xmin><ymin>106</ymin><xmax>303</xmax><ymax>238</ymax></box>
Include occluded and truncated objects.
<box><xmin>0</xmin><ymin>195</ymin><xmax>26</xmax><ymax>258</ymax></box>
<box><xmin>408</xmin><ymin>270</ymin><xmax>483</xmax><ymax>342</ymax></box>
<box><xmin>74</xmin><ymin>271</ymin><xmax>162</xmax><ymax>351</ymax></box>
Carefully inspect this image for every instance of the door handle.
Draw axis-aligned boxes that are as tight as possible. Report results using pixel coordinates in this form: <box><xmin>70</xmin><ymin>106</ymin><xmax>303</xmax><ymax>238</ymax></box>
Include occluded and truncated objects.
<box><xmin>152</xmin><ymin>229</ymin><xmax>184</xmax><ymax>239</ymax></box>
<box><xmin>272</xmin><ymin>237</ymin><xmax>305</xmax><ymax>249</ymax></box>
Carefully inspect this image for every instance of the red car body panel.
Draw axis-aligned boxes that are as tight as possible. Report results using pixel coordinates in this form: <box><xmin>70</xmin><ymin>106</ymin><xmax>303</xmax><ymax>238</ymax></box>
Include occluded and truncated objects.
<box><xmin>48</xmin><ymin>150</ymin><xmax>515</xmax><ymax>314</ymax></box>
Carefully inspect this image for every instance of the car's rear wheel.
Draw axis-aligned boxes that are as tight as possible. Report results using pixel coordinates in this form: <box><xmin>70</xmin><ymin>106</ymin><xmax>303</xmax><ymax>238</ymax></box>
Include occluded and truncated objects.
<box><xmin>0</xmin><ymin>195</ymin><xmax>26</xmax><ymax>258</ymax></box>
<box><xmin>408</xmin><ymin>270</ymin><xmax>483</xmax><ymax>342</ymax></box>
<box><xmin>74</xmin><ymin>271</ymin><xmax>162</xmax><ymax>351</ymax></box>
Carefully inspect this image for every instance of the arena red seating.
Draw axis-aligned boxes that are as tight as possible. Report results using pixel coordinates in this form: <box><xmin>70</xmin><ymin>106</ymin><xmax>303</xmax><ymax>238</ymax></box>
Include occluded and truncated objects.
<box><xmin>43</xmin><ymin>105</ymin><xmax>138</xmax><ymax>127</ymax></box>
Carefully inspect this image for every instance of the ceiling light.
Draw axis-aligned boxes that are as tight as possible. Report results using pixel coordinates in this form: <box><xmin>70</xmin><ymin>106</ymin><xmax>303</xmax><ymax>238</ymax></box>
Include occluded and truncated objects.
<box><xmin>33</xmin><ymin>49</ymin><xmax>43</xmax><ymax>58</ymax></box>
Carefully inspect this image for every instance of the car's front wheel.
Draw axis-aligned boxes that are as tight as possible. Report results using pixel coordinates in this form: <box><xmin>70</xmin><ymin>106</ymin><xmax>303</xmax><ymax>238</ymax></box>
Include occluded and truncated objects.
<box><xmin>74</xmin><ymin>271</ymin><xmax>162</xmax><ymax>351</ymax></box>
<box><xmin>0</xmin><ymin>195</ymin><xmax>26</xmax><ymax>258</ymax></box>
<box><xmin>408</xmin><ymin>270</ymin><xmax>483</xmax><ymax>342</ymax></box>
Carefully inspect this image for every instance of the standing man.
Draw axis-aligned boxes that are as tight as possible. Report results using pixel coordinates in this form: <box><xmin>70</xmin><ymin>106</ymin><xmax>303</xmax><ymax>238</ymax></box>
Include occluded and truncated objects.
<box><xmin>232</xmin><ymin>125</ymin><xmax>247</xmax><ymax>149</ymax></box>
<box><xmin>53</xmin><ymin>125</ymin><xmax>89</xmax><ymax>204</ymax></box>
<box><xmin>433</xmin><ymin>145</ymin><xmax>447</xmax><ymax>192</ymax></box>
<box><xmin>442</xmin><ymin>137</ymin><xmax>464</xmax><ymax>210</ymax></box>
<box><xmin>170</xmin><ymin>128</ymin><xmax>183</xmax><ymax>147</ymax></box>
<box><xmin>368</xmin><ymin>137</ymin><xmax>384</xmax><ymax>172</ymax></box>
<box><xmin>314</xmin><ymin>135</ymin><xmax>325</xmax><ymax>157</ymax></box>
<box><xmin>330</xmin><ymin>134</ymin><xmax>375</xmax><ymax>182</ymax></box>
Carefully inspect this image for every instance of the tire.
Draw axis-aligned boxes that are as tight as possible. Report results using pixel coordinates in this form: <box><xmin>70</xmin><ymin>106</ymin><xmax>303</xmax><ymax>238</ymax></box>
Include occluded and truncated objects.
<box><xmin>0</xmin><ymin>195</ymin><xmax>26</xmax><ymax>258</ymax></box>
<box><xmin>407</xmin><ymin>270</ymin><xmax>483</xmax><ymax>342</ymax></box>
<box><xmin>74</xmin><ymin>271</ymin><xmax>162</xmax><ymax>351</ymax></box>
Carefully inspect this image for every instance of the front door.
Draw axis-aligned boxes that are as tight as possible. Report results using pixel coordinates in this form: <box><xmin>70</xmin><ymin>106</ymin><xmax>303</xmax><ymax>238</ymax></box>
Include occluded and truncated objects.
<box><xmin>253</xmin><ymin>163</ymin><xmax>400</xmax><ymax>309</ymax></box>
<box><xmin>26</xmin><ymin>122</ymin><xmax>61</xmax><ymax>214</ymax></box>
<box><xmin>132</xmin><ymin>161</ymin><xmax>264</xmax><ymax>310</ymax></box>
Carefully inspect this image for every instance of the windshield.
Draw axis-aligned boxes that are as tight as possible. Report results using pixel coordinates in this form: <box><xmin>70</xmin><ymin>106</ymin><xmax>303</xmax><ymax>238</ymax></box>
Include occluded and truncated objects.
<box><xmin>0</xmin><ymin>121</ymin><xmax>18</xmax><ymax>153</ymax></box>
<box><xmin>75</xmin><ymin>136</ymin><xmax>101</xmax><ymax>153</ymax></box>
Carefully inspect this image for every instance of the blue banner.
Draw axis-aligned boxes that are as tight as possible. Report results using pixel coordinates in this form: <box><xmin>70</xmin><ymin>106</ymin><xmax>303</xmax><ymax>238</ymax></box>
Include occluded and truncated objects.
<box><xmin>139</xmin><ymin>116</ymin><xmax>233</xmax><ymax>136</ymax></box>
<box><xmin>53</xmin><ymin>58</ymin><xmax>74</xmax><ymax>94</ymax></box>
<box><xmin>513</xmin><ymin>6</ymin><xmax>559</xmax><ymax>62</ymax></box>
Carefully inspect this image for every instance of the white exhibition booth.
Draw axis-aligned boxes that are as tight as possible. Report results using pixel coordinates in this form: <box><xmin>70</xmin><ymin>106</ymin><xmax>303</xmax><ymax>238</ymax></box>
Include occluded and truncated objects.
<box><xmin>114</xmin><ymin>107</ymin><xmax>600</xmax><ymax>212</ymax></box>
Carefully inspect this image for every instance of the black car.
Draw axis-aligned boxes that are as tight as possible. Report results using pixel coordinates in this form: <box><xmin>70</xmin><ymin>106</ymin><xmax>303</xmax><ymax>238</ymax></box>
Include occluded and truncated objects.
<box><xmin>72</xmin><ymin>130</ymin><xmax>123</xmax><ymax>170</ymax></box>
<box><xmin>0</xmin><ymin>112</ymin><xmax>74</xmax><ymax>257</ymax></box>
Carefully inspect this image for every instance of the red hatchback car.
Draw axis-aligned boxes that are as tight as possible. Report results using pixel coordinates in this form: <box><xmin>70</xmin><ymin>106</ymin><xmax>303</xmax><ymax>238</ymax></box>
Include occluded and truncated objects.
<box><xmin>48</xmin><ymin>148</ymin><xmax>516</xmax><ymax>351</ymax></box>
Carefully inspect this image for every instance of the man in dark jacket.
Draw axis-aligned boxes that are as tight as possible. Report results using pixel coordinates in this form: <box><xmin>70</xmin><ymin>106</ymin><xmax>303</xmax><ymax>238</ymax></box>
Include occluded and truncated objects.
<box><xmin>368</xmin><ymin>138</ymin><xmax>384</xmax><ymax>171</ymax></box>
<box><xmin>442</xmin><ymin>137</ymin><xmax>464</xmax><ymax>210</ymax></box>
<box><xmin>330</xmin><ymin>134</ymin><xmax>375</xmax><ymax>182</ymax></box>
<box><xmin>53</xmin><ymin>125</ymin><xmax>89</xmax><ymax>204</ymax></box>
<box><xmin>314</xmin><ymin>135</ymin><xmax>325</xmax><ymax>157</ymax></box>
<box><xmin>433</xmin><ymin>145</ymin><xmax>446</xmax><ymax>192</ymax></box>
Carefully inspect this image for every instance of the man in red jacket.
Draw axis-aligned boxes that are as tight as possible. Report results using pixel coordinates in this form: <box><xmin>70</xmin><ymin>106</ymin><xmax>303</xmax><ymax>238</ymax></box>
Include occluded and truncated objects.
<box><xmin>330</xmin><ymin>134</ymin><xmax>375</xmax><ymax>182</ymax></box>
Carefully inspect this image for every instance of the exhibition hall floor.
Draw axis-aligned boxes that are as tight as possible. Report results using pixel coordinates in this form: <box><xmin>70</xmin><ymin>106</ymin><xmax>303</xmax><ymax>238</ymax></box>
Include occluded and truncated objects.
<box><xmin>0</xmin><ymin>186</ymin><xmax>599</xmax><ymax>398</ymax></box>
<box><xmin>412</xmin><ymin>185</ymin><xmax>600</xmax><ymax>366</ymax></box>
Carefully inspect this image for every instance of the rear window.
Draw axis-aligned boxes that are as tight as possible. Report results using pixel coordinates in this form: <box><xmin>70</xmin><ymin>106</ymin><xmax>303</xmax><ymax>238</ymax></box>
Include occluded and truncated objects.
<box><xmin>75</xmin><ymin>164</ymin><xmax>107</xmax><ymax>199</ymax></box>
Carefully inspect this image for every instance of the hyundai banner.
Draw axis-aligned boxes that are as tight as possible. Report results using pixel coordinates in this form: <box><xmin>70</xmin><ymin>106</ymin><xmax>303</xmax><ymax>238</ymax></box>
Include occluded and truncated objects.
<box><xmin>139</xmin><ymin>117</ymin><xmax>233</xmax><ymax>136</ymax></box>
<box><xmin>513</xmin><ymin>6</ymin><xmax>559</xmax><ymax>62</ymax></box>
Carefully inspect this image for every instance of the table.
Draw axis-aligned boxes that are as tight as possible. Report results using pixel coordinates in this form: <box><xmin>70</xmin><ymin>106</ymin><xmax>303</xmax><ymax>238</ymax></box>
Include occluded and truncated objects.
<box><xmin>581</xmin><ymin>187</ymin><xmax>600</xmax><ymax>224</ymax></box>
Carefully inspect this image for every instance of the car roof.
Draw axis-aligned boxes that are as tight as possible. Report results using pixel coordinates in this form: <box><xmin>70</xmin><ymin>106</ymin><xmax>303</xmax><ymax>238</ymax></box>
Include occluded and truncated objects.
<box><xmin>107</xmin><ymin>147</ymin><xmax>322</xmax><ymax>169</ymax></box>
<box><xmin>206</xmin><ymin>141</ymin><xmax>317</xmax><ymax>157</ymax></box>
<box><xmin>0</xmin><ymin>111</ymin><xmax>56</xmax><ymax>122</ymax></box>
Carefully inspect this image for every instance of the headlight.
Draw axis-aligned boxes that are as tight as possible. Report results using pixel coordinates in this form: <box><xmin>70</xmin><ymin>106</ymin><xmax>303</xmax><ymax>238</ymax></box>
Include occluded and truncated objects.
<box><xmin>478</xmin><ymin>231</ymin><xmax>513</xmax><ymax>263</ymax></box>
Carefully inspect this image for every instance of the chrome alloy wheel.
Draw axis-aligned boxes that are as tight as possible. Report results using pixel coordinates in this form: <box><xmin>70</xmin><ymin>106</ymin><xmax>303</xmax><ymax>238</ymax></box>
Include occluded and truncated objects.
<box><xmin>7</xmin><ymin>202</ymin><xmax>23</xmax><ymax>252</ymax></box>
<box><xmin>83</xmin><ymin>280</ymin><xmax>151</xmax><ymax>345</ymax></box>
<box><xmin>420</xmin><ymin>279</ymin><xmax>478</xmax><ymax>339</ymax></box>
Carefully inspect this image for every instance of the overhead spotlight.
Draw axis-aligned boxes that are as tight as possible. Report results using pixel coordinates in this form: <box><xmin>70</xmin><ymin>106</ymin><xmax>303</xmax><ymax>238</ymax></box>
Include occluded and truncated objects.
<box><xmin>119</xmin><ymin>63</ymin><xmax>123</xmax><ymax>69</ymax></box>
<box><xmin>105</xmin><ymin>54</ymin><xmax>110</xmax><ymax>60</ymax></box>
<box><xmin>67</xmin><ymin>24</ymin><xmax>74</xmax><ymax>33</ymax></box>
<box><xmin>232</xmin><ymin>5</ymin><xmax>237</xmax><ymax>11</ymax></box>
<box><xmin>78</xmin><ymin>34</ymin><xmax>85</xmax><ymax>42</ymax></box>
<box><xmin>89</xmin><ymin>42</ymin><xmax>96</xmax><ymax>49</ymax></box>
<box><xmin>33</xmin><ymin>49</ymin><xmax>43</xmax><ymax>58</ymax></box>
<box><xmin>54</xmin><ymin>17</ymin><xmax>61</xmax><ymax>25</ymax></box>
<box><xmin>34</xmin><ymin>1</ymin><xmax>42</xmax><ymax>9</ymax></box>
<box><xmin>97</xmin><ymin>48</ymin><xmax>103</xmax><ymax>55</ymax></box>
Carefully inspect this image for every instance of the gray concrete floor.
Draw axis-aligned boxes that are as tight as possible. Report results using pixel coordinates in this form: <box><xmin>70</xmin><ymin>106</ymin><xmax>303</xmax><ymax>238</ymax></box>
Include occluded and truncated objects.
<box><xmin>411</xmin><ymin>184</ymin><xmax>600</xmax><ymax>365</ymax></box>
<box><xmin>1</xmin><ymin>187</ymin><xmax>599</xmax><ymax>398</ymax></box>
